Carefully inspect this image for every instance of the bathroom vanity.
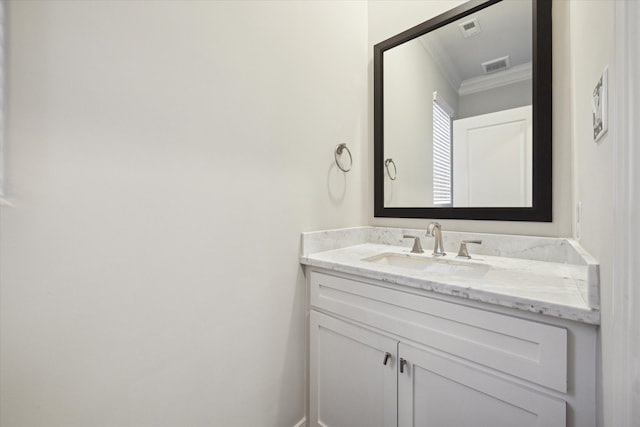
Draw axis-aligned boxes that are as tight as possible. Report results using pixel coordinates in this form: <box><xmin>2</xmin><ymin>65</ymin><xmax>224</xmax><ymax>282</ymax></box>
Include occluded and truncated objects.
<box><xmin>300</xmin><ymin>227</ymin><xmax>599</xmax><ymax>427</ymax></box>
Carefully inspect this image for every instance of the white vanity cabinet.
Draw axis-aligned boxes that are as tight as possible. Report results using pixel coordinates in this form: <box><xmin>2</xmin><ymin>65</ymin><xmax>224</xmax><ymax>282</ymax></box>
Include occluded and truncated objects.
<box><xmin>307</xmin><ymin>269</ymin><xmax>597</xmax><ymax>427</ymax></box>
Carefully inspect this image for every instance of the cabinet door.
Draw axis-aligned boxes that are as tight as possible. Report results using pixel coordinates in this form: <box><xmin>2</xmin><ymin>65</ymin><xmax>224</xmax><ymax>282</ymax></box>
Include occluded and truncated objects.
<box><xmin>310</xmin><ymin>311</ymin><xmax>398</xmax><ymax>427</ymax></box>
<box><xmin>398</xmin><ymin>343</ymin><xmax>565</xmax><ymax>427</ymax></box>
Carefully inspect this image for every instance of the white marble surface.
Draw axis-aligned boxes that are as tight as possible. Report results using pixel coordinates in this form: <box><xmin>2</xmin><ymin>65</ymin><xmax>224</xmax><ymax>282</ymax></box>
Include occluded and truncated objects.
<box><xmin>301</xmin><ymin>227</ymin><xmax>600</xmax><ymax>325</ymax></box>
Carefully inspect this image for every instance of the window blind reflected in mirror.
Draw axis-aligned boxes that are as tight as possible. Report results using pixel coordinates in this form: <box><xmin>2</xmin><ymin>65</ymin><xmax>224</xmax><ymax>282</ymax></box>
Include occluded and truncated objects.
<box><xmin>433</xmin><ymin>96</ymin><xmax>453</xmax><ymax>207</ymax></box>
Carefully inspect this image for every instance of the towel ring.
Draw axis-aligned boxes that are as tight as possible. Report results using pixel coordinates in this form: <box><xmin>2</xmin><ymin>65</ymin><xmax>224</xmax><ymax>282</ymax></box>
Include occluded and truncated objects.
<box><xmin>384</xmin><ymin>158</ymin><xmax>397</xmax><ymax>180</ymax></box>
<box><xmin>335</xmin><ymin>143</ymin><xmax>352</xmax><ymax>172</ymax></box>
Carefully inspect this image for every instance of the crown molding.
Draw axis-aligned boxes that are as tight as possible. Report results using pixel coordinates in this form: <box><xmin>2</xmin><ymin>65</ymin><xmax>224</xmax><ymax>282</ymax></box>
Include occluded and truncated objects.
<box><xmin>418</xmin><ymin>37</ymin><xmax>462</xmax><ymax>93</ymax></box>
<box><xmin>459</xmin><ymin>62</ymin><xmax>532</xmax><ymax>96</ymax></box>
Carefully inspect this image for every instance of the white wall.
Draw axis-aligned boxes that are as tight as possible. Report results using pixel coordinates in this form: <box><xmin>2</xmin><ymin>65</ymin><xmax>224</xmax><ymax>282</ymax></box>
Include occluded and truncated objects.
<box><xmin>368</xmin><ymin>0</ymin><xmax>573</xmax><ymax>237</ymax></box>
<box><xmin>612</xmin><ymin>3</ymin><xmax>640</xmax><ymax>424</ymax></box>
<box><xmin>0</xmin><ymin>1</ymin><xmax>368</xmax><ymax>426</ymax></box>
<box><xmin>383</xmin><ymin>36</ymin><xmax>458</xmax><ymax>207</ymax></box>
<box><xmin>457</xmin><ymin>79</ymin><xmax>532</xmax><ymax>119</ymax></box>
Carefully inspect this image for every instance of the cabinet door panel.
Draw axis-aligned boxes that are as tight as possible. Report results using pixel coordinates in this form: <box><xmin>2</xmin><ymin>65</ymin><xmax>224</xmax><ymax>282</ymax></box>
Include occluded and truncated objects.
<box><xmin>310</xmin><ymin>312</ymin><xmax>398</xmax><ymax>427</ymax></box>
<box><xmin>398</xmin><ymin>343</ymin><xmax>565</xmax><ymax>427</ymax></box>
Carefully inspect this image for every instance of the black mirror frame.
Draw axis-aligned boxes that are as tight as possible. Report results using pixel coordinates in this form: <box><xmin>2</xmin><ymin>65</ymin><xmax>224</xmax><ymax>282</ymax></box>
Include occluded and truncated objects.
<box><xmin>374</xmin><ymin>0</ymin><xmax>552</xmax><ymax>222</ymax></box>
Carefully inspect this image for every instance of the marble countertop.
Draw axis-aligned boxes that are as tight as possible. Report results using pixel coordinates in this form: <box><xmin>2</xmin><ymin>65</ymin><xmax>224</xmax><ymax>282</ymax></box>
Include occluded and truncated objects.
<box><xmin>300</xmin><ymin>227</ymin><xmax>600</xmax><ymax>325</ymax></box>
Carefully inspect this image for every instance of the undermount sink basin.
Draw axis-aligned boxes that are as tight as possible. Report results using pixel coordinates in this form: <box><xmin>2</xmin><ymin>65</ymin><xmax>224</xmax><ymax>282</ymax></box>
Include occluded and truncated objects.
<box><xmin>363</xmin><ymin>253</ymin><xmax>490</xmax><ymax>278</ymax></box>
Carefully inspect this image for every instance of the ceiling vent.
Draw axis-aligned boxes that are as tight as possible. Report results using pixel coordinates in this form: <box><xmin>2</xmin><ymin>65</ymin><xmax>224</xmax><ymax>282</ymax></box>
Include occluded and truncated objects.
<box><xmin>458</xmin><ymin>18</ymin><xmax>481</xmax><ymax>38</ymax></box>
<box><xmin>481</xmin><ymin>56</ymin><xmax>511</xmax><ymax>74</ymax></box>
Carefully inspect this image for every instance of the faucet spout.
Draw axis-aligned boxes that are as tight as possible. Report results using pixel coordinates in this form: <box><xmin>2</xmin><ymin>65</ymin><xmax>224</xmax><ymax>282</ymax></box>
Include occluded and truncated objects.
<box><xmin>426</xmin><ymin>222</ymin><xmax>446</xmax><ymax>256</ymax></box>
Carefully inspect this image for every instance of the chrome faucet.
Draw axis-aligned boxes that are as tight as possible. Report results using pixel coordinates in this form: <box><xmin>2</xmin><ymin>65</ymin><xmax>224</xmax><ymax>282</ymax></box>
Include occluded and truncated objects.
<box><xmin>426</xmin><ymin>222</ymin><xmax>446</xmax><ymax>256</ymax></box>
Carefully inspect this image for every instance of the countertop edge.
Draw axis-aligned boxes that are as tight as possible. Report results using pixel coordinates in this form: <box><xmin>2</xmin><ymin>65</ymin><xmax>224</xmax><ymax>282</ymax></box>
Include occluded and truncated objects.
<box><xmin>301</xmin><ymin>256</ymin><xmax>601</xmax><ymax>326</ymax></box>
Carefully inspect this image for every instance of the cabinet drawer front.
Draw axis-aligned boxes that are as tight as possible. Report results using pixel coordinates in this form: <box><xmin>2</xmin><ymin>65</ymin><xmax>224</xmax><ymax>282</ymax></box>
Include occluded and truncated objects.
<box><xmin>310</xmin><ymin>270</ymin><xmax>567</xmax><ymax>392</ymax></box>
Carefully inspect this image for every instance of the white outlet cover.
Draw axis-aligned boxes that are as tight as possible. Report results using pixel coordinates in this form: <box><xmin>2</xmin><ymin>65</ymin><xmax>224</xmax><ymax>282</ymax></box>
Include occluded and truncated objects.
<box><xmin>592</xmin><ymin>67</ymin><xmax>608</xmax><ymax>142</ymax></box>
<box><xmin>576</xmin><ymin>201</ymin><xmax>582</xmax><ymax>241</ymax></box>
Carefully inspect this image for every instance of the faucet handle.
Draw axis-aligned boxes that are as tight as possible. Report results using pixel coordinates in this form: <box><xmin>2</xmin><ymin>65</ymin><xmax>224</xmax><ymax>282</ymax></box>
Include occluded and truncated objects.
<box><xmin>457</xmin><ymin>240</ymin><xmax>482</xmax><ymax>259</ymax></box>
<box><xmin>403</xmin><ymin>235</ymin><xmax>424</xmax><ymax>254</ymax></box>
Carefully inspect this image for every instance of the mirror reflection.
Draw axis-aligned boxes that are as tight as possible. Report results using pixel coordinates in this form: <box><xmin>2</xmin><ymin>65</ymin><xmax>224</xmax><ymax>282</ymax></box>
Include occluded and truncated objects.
<box><xmin>383</xmin><ymin>0</ymin><xmax>533</xmax><ymax>208</ymax></box>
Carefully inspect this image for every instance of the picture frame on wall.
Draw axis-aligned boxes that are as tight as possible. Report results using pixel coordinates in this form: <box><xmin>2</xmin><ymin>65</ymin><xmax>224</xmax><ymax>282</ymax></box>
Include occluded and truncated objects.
<box><xmin>592</xmin><ymin>67</ymin><xmax>608</xmax><ymax>142</ymax></box>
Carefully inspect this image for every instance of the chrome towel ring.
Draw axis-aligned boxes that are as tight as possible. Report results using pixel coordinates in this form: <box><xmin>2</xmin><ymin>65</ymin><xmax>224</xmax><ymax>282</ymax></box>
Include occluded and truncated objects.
<box><xmin>335</xmin><ymin>143</ymin><xmax>352</xmax><ymax>172</ymax></box>
<box><xmin>384</xmin><ymin>158</ymin><xmax>397</xmax><ymax>180</ymax></box>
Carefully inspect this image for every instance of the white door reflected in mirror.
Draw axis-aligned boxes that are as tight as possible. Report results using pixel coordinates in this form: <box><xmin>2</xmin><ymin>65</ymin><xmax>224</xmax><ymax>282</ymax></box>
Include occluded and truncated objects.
<box><xmin>453</xmin><ymin>105</ymin><xmax>532</xmax><ymax>207</ymax></box>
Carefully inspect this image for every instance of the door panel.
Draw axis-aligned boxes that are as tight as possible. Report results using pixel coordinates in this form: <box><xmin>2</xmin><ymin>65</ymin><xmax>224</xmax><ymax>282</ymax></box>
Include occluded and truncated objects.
<box><xmin>398</xmin><ymin>342</ymin><xmax>565</xmax><ymax>427</ymax></box>
<box><xmin>453</xmin><ymin>105</ymin><xmax>532</xmax><ymax>207</ymax></box>
<box><xmin>310</xmin><ymin>312</ymin><xmax>398</xmax><ymax>427</ymax></box>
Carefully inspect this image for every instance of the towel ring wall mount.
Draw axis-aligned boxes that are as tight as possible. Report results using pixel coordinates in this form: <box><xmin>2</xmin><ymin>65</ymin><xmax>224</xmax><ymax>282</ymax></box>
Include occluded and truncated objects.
<box><xmin>384</xmin><ymin>158</ymin><xmax>397</xmax><ymax>180</ymax></box>
<box><xmin>335</xmin><ymin>143</ymin><xmax>353</xmax><ymax>172</ymax></box>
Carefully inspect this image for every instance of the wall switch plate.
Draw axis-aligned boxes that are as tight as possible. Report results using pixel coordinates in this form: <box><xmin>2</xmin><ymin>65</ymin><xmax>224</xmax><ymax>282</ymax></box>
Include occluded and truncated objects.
<box><xmin>576</xmin><ymin>201</ymin><xmax>582</xmax><ymax>241</ymax></box>
<box><xmin>592</xmin><ymin>67</ymin><xmax>608</xmax><ymax>142</ymax></box>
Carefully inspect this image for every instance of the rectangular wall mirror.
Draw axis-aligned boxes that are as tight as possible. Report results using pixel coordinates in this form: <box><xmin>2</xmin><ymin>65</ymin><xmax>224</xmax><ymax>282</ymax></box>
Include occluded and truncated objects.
<box><xmin>374</xmin><ymin>0</ymin><xmax>552</xmax><ymax>221</ymax></box>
